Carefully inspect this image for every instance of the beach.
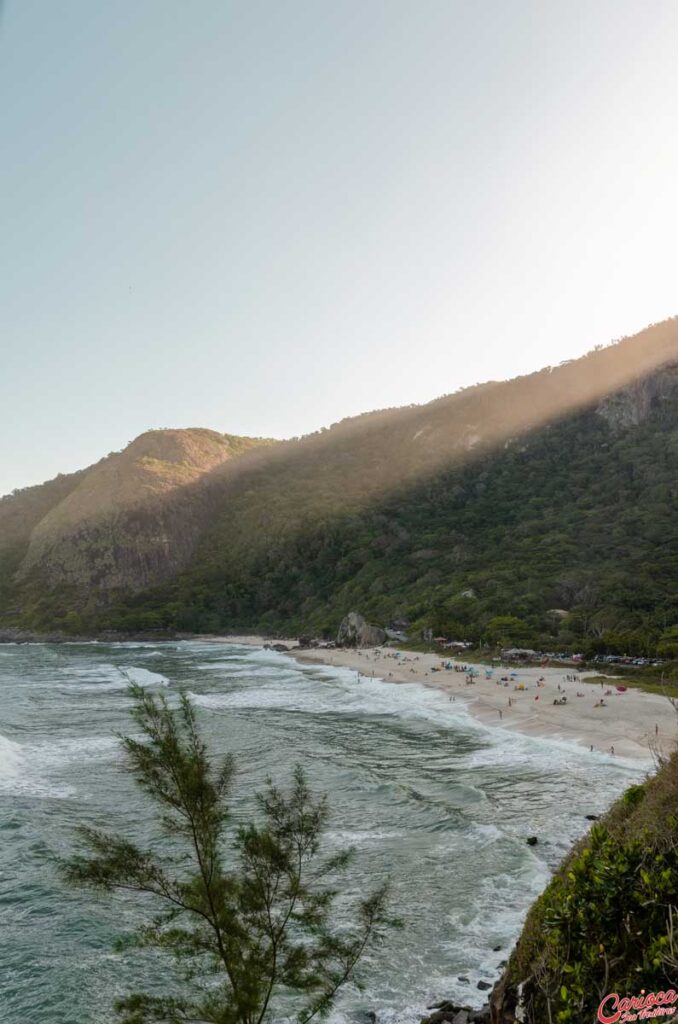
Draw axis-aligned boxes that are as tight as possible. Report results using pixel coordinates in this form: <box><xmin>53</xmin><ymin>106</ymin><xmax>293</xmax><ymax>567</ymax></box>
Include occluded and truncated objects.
<box><xmin>215</xmin><ymin>637</ymin><xmax>677</xmax><ymax>761</ymax></box>
<box><xmin>206</xmin><ymin>630</ymin><xmax>678</xmax><ymax>761</ymax></box>
<box><xmin>292</xmin><ymin>647</ymin><xmax>678</xmax><ymax>761</ymax></box>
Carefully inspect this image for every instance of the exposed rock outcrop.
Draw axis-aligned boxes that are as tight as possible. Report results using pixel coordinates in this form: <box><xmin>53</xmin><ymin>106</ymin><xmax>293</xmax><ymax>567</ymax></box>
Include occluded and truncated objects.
<box><xmin>337</xmin><ymin>612</ymin><xmax>386</xmax><ymax>648</ymax></box>
<box><xmin>596</xmin><ymin>363</ymin><xmax>678</xmax><ymax>431</ymax></box>
<box><xmin>421</xmin><ymin>1000</ymin><xmax>491</xmax><ymax>1024</ymax></box>
<box><xmin>11</xmin><ymin>429</ymin><xmax>270</xmax><ymax>596</ymax></box>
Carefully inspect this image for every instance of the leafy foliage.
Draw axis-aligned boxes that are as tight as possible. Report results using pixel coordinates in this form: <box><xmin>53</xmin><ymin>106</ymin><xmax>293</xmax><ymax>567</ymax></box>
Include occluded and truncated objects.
<box><xmin>64</xmin><ymin>686</ymin><xmax>395</xmax><ymax>1024</ymax></box>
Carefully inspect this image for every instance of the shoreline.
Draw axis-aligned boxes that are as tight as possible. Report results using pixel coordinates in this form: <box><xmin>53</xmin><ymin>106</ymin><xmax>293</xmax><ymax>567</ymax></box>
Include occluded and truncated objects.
<box><xmin>3</xmin><ymin>629</ymin><xmax>675</xmax><ymax>761</ymax></box>
<box><xmin>287</xmin><ymin>647</ymin><xmax>677</xmax><ymax>761</ymax></box>
<box><xmin>207</xmin><ymin>636</ymin><xmax>677</xmax><ymax>761</ymax></box>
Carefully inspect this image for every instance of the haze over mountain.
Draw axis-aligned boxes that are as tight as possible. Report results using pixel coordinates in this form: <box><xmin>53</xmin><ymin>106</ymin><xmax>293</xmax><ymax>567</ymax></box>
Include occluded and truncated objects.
<box><xmin>2</xmin><ymin>318</ymin><xmax>677</xmax><ymax>655</ymax></box>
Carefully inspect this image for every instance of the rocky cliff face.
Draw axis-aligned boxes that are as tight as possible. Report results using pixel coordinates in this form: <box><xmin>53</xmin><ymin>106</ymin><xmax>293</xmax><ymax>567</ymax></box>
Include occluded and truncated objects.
<box><xmin>0</xmin><ymin>470</ymin><xmax>82</xmax><ymax>556</ymax></box>
<box><xmin>596</xmin><ymin>363</ymin><xmax>678</xmax><ymax>431</ymax></box>
<box><xmin>10</xmin><ymin>429</ymin><xmax>269</xmax><ymax>598</ymax></box>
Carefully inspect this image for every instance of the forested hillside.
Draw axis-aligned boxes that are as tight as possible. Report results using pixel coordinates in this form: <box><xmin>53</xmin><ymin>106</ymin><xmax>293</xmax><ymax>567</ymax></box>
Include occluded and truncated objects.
<box><xmin>3</xmin><ymin>318</ymin><xmax>678</xmax><ymax>657</ymax></box>
<box><xmin>109</xmin><ymin>354</ymin><xmax>678</xmax><ymax>656</ymax></box>
<box><xmin>0</xmin><ymin>429</ymin><xmax>270</xmax><ymax>625</ymax></box>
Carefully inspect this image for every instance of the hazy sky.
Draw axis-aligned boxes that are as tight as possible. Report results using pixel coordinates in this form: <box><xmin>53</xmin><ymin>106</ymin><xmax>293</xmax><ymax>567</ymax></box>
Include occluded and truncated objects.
<box><xmin>2</xmin><ymin>1</ymin><xmax>677</xmax><ymax>496</ymax></box>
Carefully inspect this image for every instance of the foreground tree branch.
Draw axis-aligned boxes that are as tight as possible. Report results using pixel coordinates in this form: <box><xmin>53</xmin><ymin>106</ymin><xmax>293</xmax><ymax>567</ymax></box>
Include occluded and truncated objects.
<box><xmin>62</xmin><ymin>684</ymin><xmax>397</xmax><ymax>1024</ymax></box>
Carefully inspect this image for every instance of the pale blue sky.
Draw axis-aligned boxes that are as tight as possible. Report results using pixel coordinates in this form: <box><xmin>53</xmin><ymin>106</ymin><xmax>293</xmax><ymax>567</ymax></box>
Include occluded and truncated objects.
<box><xmin>2</xmin><ymin>1</ymin><xmax>677</xmax><ymax>495</ymax></box>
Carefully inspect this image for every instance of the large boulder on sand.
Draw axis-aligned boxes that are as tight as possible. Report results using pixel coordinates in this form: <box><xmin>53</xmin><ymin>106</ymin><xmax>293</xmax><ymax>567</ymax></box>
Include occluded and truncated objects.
<box><xmin>337</xmin><ymin>612</ymin><xmax>386</xmax><ymax>648</ymax></box>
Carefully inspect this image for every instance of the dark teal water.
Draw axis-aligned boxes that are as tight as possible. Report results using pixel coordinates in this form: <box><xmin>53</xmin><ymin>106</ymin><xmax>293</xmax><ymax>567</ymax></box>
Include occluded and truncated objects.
<box><xmin>0</xmin><ymin>641</ymin><xmax>644</xmax><ymax>1024</ymax></box>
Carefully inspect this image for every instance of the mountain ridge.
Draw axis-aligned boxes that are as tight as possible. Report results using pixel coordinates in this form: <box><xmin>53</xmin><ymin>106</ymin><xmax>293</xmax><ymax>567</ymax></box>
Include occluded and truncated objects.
<box><xmin>2</xmin><ymin>317</ymin><xmax>678</xmax><ymax>655</ymax></box>
<box><xmin>0</xmin><ymin>428</ymin><xmax>271</xmax><ymax>604</ymax></box>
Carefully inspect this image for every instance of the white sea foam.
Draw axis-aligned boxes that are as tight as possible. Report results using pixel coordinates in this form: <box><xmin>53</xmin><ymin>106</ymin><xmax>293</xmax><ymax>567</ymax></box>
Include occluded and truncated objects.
<box><xmin>119</xmin><ymin>666</ymin><xmax>169</xmax><ymax>687</ymax></box>
<box><xmin>0</xmin><ymin>731</ymin><xmax>120</xmax><ymax>799</ymax></box>
<box><xmin>187</xmin><ymin>662</ymin><xmax>476</xmax><ymax>727</ymax></box>
<box><xmin>195</xmin><ymin>662</ymin><xmax>301</xmax><ymax>681</ymax></box>
<box><xmin>60</xmin><ymin>664</ymin><xmax>170</xmax><ymax>691</ymax></box>
<box><xmin>189</xmin><ymin>660</ymin><xmax>600</xmax><ymax>777</ymax></box>
<box><xmin>437</xmin><ymin>857</ymin><xmax>553</xmax><ymax>1005</ymax></box>
<box><xmin>325</xmin><ymin>828</ymin><xmax>406</xmax><ymax>847</ymax></box>
<box><xmin>0</xmin><ymin>732</ymin><xmax>23</xmax><ymax>782</ymax></box>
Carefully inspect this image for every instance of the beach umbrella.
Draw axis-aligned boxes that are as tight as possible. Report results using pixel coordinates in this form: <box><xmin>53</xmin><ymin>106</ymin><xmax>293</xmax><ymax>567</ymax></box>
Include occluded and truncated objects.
<box><xmin>616</xmin><ymin>685</ymin><xmax>627</xmax><ymax>692</ymax></box>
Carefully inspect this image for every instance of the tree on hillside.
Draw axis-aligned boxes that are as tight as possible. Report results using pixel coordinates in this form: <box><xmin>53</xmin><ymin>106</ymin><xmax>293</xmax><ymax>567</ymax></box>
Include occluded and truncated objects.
<box><xmin>658</xmin><ymin>625</ymin><xmax>678</xmax><ymax>659</ymax></box>
<box><xmin>484</xmin><ymin>615</ymin><xmax>536</xmax><ymax>648</ymax></box>
<box><xmin>64</xmin><ymin>685</ymin><xmax>396</xmax><ymax>1024</ymax></box>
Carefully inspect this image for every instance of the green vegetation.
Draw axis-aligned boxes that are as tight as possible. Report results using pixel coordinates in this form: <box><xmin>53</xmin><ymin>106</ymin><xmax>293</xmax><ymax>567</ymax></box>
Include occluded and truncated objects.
<box><xmin>64</xmin><ymin>686</ymin><xmax>395</xmax><ymax>1024</ymax></box>
<box><xmin>2</xmin><ymin>322</ymin><xmax>678</xmax><ymax>675</ymax></box>
<box><xmin>99</xmin><ymin>359</ymin><xmax>678</xmax><ymax>669</ymax></box>
<box><xmin>501</xmin><ymin>749</ymin><xmax>678</xmax><ymax>1023</ymax></box>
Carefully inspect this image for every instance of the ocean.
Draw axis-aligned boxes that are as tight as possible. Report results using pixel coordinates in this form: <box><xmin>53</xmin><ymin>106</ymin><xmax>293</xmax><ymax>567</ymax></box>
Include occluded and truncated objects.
<box><xmin>0</xmin><ymin>640</ymin><xmax>645</xmax><ymax>1024</ymax></box>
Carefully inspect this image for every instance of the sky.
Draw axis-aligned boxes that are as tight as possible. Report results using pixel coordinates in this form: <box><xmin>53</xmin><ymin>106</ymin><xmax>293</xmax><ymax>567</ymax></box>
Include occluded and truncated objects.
<box><xmin>2</xmin><ymin>1</ymin><xmax>678</xmax><ymax>496</ymax></box>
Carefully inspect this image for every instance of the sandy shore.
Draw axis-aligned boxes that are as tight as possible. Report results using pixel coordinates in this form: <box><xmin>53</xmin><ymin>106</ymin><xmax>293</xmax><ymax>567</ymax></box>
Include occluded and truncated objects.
<box><xmin>204</xmin><ymin>636</ymin><xmax>678</xmax><ymax>761</ymax></box>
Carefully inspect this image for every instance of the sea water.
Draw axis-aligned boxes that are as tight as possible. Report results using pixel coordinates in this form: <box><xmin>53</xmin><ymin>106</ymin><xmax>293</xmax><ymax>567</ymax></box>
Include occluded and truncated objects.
<box><xmin>0</xmin><ymin>641</ymin><xmax>646</xmax><ymax>1024</ymax></box>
